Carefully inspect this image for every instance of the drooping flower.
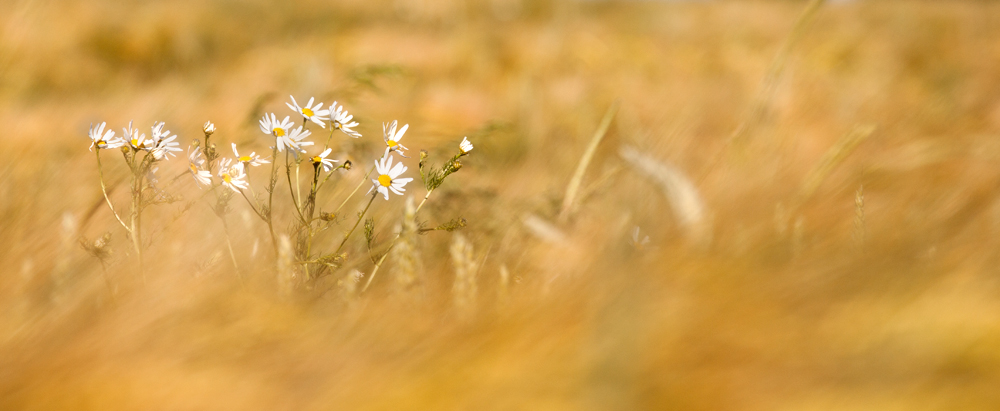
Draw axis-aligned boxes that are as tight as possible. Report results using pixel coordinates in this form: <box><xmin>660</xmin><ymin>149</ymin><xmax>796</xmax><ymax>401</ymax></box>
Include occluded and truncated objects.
<box><xmin>88</xmin><ymin>122</ymin><xmax>124</xmax><ymax>151</ymax></box>
<box><xmin>217</xmin><ymin>158</ymin><xmax>248</xmax><ymax>192</ymax></box>
<box><xmin>188</xmin><ymin>146</ymin><xmax>212</xmax><ymax>187</ymax></box>
<box><xmin>287</xmin><ymin>96</ymin><xmax>330</xmax><ymax>128</ymax></box>
<box><xmin>310</xmin><ymin>148</ymin><xmax>337</xmax><ymax>172</ymax></box>
<box><xmin>368</xmin><ymin>154</ymin><xmax>413</xmax><ymax>200</ymax></box>
<box><xmin>459</xmin><ymin>136</ymin><xmax>473</xmax><ymax>154</ymax></box>
<box><xmin>382</xmin><ymin>120</ymin><xmax>410</xmax><ymax>157</ymax></box>
<box><xmin>328</xmin><ymin>101</ymin><xmax>361</xmax><ymax>138</ymax></box>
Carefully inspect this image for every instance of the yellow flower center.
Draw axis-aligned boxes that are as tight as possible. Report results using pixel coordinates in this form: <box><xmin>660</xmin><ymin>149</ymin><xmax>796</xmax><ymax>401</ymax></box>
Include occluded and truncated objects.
<box><xmin>302</xmin><ymin>108</ymin><xmax>314</xmax><ymax>117</ymax></box>
<box><xmin>274</xmin><ymin>127</ymin><xmax>286</xmax><ymax>137</ymax></box>
<box><xmin>131</xmin><ymin>138</ymin><xmax>140</xmax><ymax>147</ymax></box>
<box><xmin>387</xmin><ymin>140</ymin><xmax>398</xmax><ymax>148</ymax></box>
<box><xmin>190</xmin><ymin>164</ymin><xmax>198</xmax><ymax>173</ymax></box>
<box><xmin>97</xmin><ymin>141</ymin><xmax>107</xmax><ymax>148</ymax></box>
<box><xmin>223</xmin><ymin>173</ymin><xmax>232</xmax><ymax>184</ymax></box>
<box><xmin>377</xmin><ymin>174</ymin><xmax>392</xmax><ymax>187</ymax></box>
<box><xmin>334</xmin><ymin>122</ymin><xmax>341</xmax><ymax>129</ymax></box>
<box><xmin>312</xmin><ymin>156</ymin><xmax>322</xmax><ymax>164</ymax></box>
<box><xmin>239</xmin><ymin>156</ymin><xmax>251</xmax><ymax>162</ymax></box>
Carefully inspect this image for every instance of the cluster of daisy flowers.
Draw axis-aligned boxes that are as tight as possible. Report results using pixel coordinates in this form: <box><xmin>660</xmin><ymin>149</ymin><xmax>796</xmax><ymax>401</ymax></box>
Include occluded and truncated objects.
<box><xmin>187</xmin><ymin>95</ymin><xmax>444</xmax><ymax>201</ymax></box>
<box><xmin>88</xmin><ymin>120</ymin><xmax>182</xmax><ymax>160</ymax></box>
<box><xmin>88</xmin><ymin>93</ymin><xmax>474</xmax><ymax>286</ymax></box>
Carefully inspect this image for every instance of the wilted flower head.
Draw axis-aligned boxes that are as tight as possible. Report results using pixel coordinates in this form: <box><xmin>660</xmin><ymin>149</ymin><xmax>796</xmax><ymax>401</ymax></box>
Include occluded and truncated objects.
<box><xmin>368</xmin><ymin>154</ymin><xmax>413</xmax><ymax>200</ymax></box>
<box><xmin>328</xmin><ymin>101</ymin><xmax>361</xmax><ymax>138</ymax></box>
<box><xmin>88</xmin><ymin>122</ymin><xmax>124</xmax><ymax>151</ymax></box>
<box><xmin>203</xmin><ymin>121</ymin><xmax>216</xmax><ymax>136</ymax></box>
<box><xmin>382</xmin><ymin>120</ymin><xmax>410</xmax><ymax>157</ymax></box>
<box><xmin>287</xmin><ymin>96</ymin><xmax>330</xmax><ymax>128</ymax></box>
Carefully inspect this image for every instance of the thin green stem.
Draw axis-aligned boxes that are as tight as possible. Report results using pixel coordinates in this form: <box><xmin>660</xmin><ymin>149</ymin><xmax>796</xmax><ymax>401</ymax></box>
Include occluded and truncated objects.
<box><xmin>336</xmin><ymin>164</ymin><xmax>376</xmax><ymax>214</ymax></box>
<box><xmin>334</xmin><ymin>193</ymin><xmax>378</xmax><ymax>257</ymax></box>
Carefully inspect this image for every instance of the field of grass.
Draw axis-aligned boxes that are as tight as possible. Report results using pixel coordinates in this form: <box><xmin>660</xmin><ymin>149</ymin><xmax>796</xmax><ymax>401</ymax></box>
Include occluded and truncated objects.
<box><xmin>3</xmin><ymin>0</ymin><xmax>1000</xmax><ymax>409</ymax></box>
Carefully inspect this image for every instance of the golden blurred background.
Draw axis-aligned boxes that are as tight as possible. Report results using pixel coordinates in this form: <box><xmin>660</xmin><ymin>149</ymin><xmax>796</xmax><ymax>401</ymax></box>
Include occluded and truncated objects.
<box><xmin>3</xmin><ymin>0</ymin><xmax>1000</xmax><ymax>409</ymax></box>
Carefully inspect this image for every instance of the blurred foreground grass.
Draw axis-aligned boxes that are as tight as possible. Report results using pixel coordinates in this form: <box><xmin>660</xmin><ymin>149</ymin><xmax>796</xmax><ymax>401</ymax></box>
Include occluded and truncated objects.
<box><xmin>3</xmin><ymin>0</ymin><xmax>1000</xmax><ymax>409</ymax></box>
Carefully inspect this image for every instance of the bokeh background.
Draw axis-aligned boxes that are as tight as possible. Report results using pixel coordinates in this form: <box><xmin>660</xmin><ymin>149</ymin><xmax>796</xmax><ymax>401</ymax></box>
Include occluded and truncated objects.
<box><xmin>4</xmin><ymin>0</ymin><xmax>1000</xmax><ymax>409</ymax></box>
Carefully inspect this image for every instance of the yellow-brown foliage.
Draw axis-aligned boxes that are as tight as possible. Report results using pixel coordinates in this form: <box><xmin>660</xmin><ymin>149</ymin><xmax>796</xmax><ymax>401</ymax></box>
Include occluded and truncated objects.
<box><xmin>3</xmin><ymin>0</ymin><xmax>1000</xmax><ymax>409</ymax></box>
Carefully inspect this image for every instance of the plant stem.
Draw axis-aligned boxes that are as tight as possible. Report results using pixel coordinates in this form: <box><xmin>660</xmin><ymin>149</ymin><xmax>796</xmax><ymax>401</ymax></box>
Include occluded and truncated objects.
<box><xmin>220</xmin><ymin>216</ymin><xmax>243</xmax><ymax>284</ymax></box>
<box><xmin>266</xmin><ymin>146</ymin><xmax>279</xmax><ymax>256</ymax></box>
<box><xmin>335</xmin><ymin>193</ymin><xmax>377</xmax><ymax>257</ymax></box>
<box><xmin>336</xmin><ymin>165</ymin><xmax>376</xmax><ymax>214</ymax></box>
<box><xmin>361</xmin><ymin>188</ymin><xmax>434</xmax><ymax>292</ymax></box>
<box><xmin>95</xmin><ymin>149</ymin><xmax>130</xmax><ymax>232</ymax></box>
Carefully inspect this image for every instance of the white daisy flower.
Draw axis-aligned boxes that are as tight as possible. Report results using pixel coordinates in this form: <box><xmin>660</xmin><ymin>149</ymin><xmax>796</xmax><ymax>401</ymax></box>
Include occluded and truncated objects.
<box><xmin>284</xmin><ymin>126</ymin><xmax>314</xmax><ymax>154</ymax></box>
<box><xmin>88</xmin><ymin>122</ymin><xmax>124</xmax><ymax>151</ymax></box>
<box><xmin>328</xmin><ymin>101</ymin><xmax>361</xmax><ymax>138</ymax></box>
<box><xmin>459</xmin><ymin>136</ymin><xmax>473</xmax><ymax>154</ymax></box>
<box><xmin>148</xmin><ymin>121</ymin><xmax>182</xmax><ymax>160</ymax></box>
<box><xmin>123</xmin><ymin>120</ymin><xmax>150</xmax><ymax>151</ymax></box>
<box><xmin>188</xmin><ymin>146</ymin><xmax>212</xmax><ymax>187</ymax></box>
<box><xmin>382</xmin><ymin>120</ymin><xmax>410</xmax><ymax>157</ymax></box>
<box><xmin>217</xmin><ymin>158</ymin><xmax>248</xmax><ymax>192</ymax></box>
<box><xmin>367</xmin><ymin>154</ymin><xmax>413</xmax><ymax>200</ymax></box>
<box><xmin>310</xmin><ymin>148</ymin><xmax>338</xmax><ymax>172</ymax></box>
<box><xmin>232</xmin><ymin>143</ymin><xmax>270</xmax><ymax>170</ymax></box>
<box><xmin>259</xmin><ymin>113</ymin><xmax>297</xmax><ymax>152</ymax></box>
<box><xmin>287</xmin><ymin>96</ymin><xmax>330</xmax><ymax>128</ymax></box>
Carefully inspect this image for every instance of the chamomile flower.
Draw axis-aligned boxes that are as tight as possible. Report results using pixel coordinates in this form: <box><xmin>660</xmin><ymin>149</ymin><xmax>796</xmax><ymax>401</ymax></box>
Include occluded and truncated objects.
<box><xmin>459</xmin><ymin>136</ymin><xmax>473</xmax><ymax>154</ymax></box>
<box><xmin>259</xmin><ymin>113</ymin><xmax>296</xmax><ymax>152</ymax></box>
<box><xmin>287</xmin><ymin>96</ymin><xmax>330</xmax><ymax>128</ymax></box>
<box><xmin>382</xmin><ymin>120</ymin><xmax>410</xmax><ymax>157</ymax></box>
<box><xmin>217</xmin><ymin>158</ymin><xmax>248</xmax><ymax>192</ymax></box>
<box><xmin>368</xmin><ymin>154</ymin><xmax>413</xmax><ymax>200</ymax></box>
<box><xmin>88</xmin><ymin>122</ymin><xmax>124</xmax><ymax>151</ymax></box>
<box><xmin>148</xmin><ymin>122</ymin><xmax>182</xmax><ymax>160</ymax></box>
<box><xmin>188</xmin><ymin>146</ymin><xmax>212</xmax><ymax>187</ymax></box>
<box><xmin>310</xmin><ymin>148</ymin><xmax>337</xmax><ymax>172</ymax></box>
<box><xmin>123</xmin><ymin>120</ymin><xmax>150</xmax><ymax>151</ymax></box>
<box><xmin>284</xmin><ymin>126</ymin><xmax>314</xmax><ymax>154</ymax></box>
<box><xmin>232</xmin><ymin>143</ymin><xmax>270</xmax><ymax>170</ymax></box>
<box><xmin>328</xmin><ymin>101</ymin><xmax>361</xmax><ymax>138</ymax></box>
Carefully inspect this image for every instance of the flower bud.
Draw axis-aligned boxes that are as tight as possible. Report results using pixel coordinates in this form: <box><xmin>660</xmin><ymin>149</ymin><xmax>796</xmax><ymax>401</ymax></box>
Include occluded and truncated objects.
<box><xmin>203</xmin><ymin>121</ymin><xmax>216</xmax><ymax>136</ymax></box>
<box><xmin>343</xmin><ymin>160</ymin><xmax>352</xmax><ymax>170</ymax></box>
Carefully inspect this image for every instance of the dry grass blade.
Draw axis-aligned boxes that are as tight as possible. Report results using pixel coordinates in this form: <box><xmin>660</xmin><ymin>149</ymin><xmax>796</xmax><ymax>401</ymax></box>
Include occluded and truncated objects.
<box><xmin>795</xmin><ymin>124</ymin><xmax>875</xmax><ymax>208</ymax></box>
<box><xmin>620</xmin><ymin>146</ymin><xmax>710</xmax><ymax>246</ymax></box>
<box><xmin>559</xmin><ymin>100</ymin><xmax>620</xmax><ymax>223</ymax></box>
